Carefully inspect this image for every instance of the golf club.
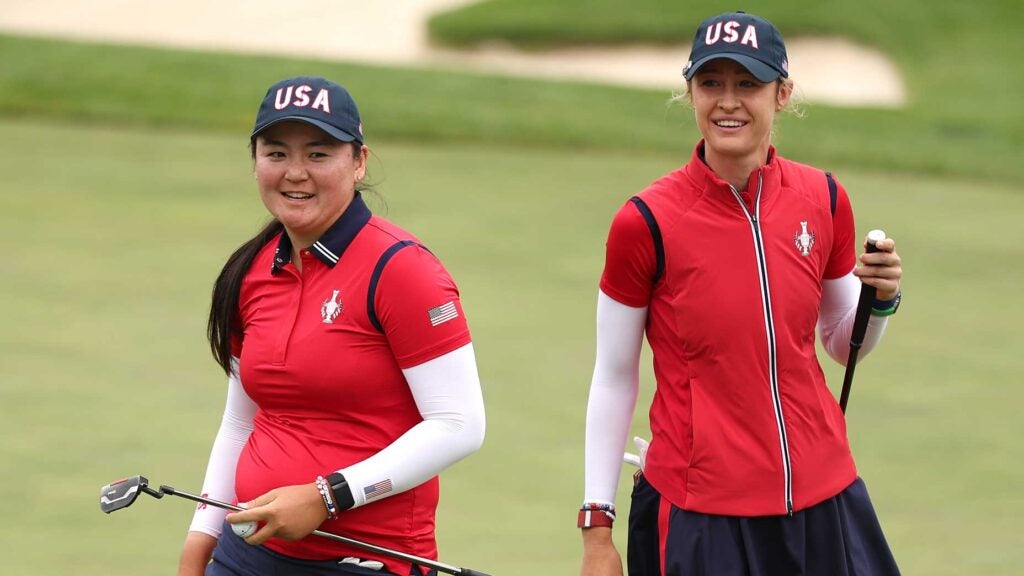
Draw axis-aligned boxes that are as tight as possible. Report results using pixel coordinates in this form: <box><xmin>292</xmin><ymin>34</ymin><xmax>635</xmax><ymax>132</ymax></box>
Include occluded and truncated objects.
<box><xmin>99</xmin><ymin>475</ymin><xmax>491</xmax><ymax>576</ymax></box>
<box><xmin>839</xmin><ymin>229</ymin><xmax>885</xmax><ymax>413</ymax></box>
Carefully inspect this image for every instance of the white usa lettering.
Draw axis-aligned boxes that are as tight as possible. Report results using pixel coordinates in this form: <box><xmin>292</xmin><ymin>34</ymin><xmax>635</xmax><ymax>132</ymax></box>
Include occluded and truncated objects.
<box><xmin>723</xmin><ymin>21</ymin><xmax>740</xmax><ymax>43</ymax></box>
<box><xmin>274</xmin><ymin>86</ymin><xmax>294</xmax><ymax>110</ymax></box>
<box><xmin>312</xmin><ymin>89</ymin><xmax>331</xmax><ymax>113</ymax></box>
<box><xmin>741</xmin><ymin>25</ymin><xmax>759</xmax><ymax>49</ymax></box>
<box><xmin>273</xmin><ymin>85</ymin><xmax>332</xmax><ymax>113</ymax></box>
<box><xmin>293</xmin><ymin>85</ymin><xmax>312</xmax><ymax>107</ymax></box>
<box><xmin>705</xmin><ymin>21</ymin><xmax>759</xmax><ymax>49</ymax></box>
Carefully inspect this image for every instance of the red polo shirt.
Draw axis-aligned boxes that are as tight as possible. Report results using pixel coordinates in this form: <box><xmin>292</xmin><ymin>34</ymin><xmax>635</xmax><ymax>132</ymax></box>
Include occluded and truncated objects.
<box><xmin>600</xmin><ymin>142</ymin><xmax>858</xmax><ymax>516</ymax></box>
<box><xmin>231</xmin><ymin>194</ymin><xmax>471</xmax><ymax>570</ymax></box>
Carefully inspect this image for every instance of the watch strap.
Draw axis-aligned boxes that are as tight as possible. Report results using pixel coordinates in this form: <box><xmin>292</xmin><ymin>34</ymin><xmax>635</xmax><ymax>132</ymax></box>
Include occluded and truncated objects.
<box><xmin>326</xmin><ymin>472</ymin><xmax>356</xmax><ymax>511</ymax></box>
<box><xmin>871</xmin><ymin>290</ymin><xmax>901</xmax><ymax>316</ymax></box>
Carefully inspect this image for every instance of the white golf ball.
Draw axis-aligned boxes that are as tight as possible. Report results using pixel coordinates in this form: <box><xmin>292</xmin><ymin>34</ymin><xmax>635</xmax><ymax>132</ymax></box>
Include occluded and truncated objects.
<box><xmin>230</xmin><ymin>520</ymin><xmax>258</xmax><ymax>538</ymax></box>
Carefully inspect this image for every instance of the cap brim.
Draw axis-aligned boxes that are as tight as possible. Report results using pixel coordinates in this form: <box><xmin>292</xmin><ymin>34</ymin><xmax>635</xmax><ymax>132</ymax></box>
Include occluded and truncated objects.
<box><xmin>684</xmin><ymin>54</ymin><xmax>783</xmax><ymax>83</ymax></box>
<box><xmin>251</xmin><ymin>116</ymin><xmax>361</xmax><ymax>143</ymax></box>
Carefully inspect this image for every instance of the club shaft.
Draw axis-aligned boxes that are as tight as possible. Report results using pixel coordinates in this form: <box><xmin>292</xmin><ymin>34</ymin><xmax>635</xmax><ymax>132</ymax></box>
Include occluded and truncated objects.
<box><xmin>839</xmin><ymin>291</ymin><xmax>873</xmax><ymax>412</ymax></box>
<box><xmin>839</xmin><ymin>234</ymin><xmax>883</xmax><ymax>413</ymax></box>
<box><xmin>162</xmin><ymin>486</ymin><xmax>484</xmax><ymax>576</ymax></box>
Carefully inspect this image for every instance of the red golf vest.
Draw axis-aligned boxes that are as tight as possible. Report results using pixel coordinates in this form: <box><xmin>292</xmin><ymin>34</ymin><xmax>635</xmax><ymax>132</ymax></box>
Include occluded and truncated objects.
<box><xmin>600</xmin><ymin>142</ymin><xmax>858</xmax><ymax>515</ymax></box>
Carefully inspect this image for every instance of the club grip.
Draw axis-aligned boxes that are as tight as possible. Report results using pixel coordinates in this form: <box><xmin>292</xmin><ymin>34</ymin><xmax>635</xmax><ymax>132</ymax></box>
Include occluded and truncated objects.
<box><xmin>854</xmin><ymin>229</ymin><xmax>885</xmax><ymax>331</ymax></box>
<box><xmin>865</xmin><ymin>229</ymin><xmax>885</xmax><ymax>254</ymax></box>
<box><xmin>851</xmin><ymin>230</ymin><xmax>885</xmax><ymax>343</ymax></box>
<box><xmin>459</xmin><ymin>570</ymin><xmax>492</xmax><ymax>576</ymax></box>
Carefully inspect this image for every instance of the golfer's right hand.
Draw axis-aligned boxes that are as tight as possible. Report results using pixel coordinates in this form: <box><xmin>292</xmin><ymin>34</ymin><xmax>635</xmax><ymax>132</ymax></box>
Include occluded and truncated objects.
<box><xmin>226</xmin><ymin>482</ymin><xmax>328</xmax><ymax>545</ymax></box>
<box><xmin>580</xmin><ymin>527</ymin><xmax>624</xmax><ymax>576</ymax></box>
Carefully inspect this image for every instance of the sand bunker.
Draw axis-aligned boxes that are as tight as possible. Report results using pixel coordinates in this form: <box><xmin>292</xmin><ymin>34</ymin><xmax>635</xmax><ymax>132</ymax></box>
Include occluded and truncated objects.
<box><xmin>0</xmin><ymin>0</ymin><xmax>905</xmax><ymax>107</ymax></box>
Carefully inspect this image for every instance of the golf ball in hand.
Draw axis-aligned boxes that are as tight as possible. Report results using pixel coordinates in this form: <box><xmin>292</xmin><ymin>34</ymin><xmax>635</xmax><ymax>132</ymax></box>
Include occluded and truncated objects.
<box><xmin>230</xmin><ymin>520</ymin><xmax>258</xmax><ymax>538</ymax></box>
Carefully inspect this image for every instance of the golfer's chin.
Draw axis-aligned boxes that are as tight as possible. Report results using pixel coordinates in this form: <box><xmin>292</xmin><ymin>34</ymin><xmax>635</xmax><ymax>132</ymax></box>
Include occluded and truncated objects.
<box><xmin>704</xmin><ymin>132</ymin><xmax>772</xmax><ymax>163</ymax></box>
<box><xmin>274</xmin><ymin>209</ymin><xmax>335</xmax><ymax>246</ymax></box>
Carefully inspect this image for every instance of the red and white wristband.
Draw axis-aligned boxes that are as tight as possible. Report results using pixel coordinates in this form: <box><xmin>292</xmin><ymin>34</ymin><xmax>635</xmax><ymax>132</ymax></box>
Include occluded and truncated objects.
<box><xmin>315</xmin><ymin>475</ymin><xmax>339</xmax><ymax>520</ymax></box>
<box><xmin>578</xmin><ymin>502</ymin><xmax>616</xmax><ymax>528</ymax></box>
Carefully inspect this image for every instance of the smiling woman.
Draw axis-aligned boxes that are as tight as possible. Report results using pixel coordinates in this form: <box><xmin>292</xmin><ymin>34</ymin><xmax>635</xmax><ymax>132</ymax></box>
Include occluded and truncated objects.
<box><xmin>579</xmin><ymin>11</ymin><xmax>905</xmax><ymax>576</ymax></box>
<box><xmin>254</xmin><ymin>123</ymin><xmax>367</xmax><ymax>259</ymax></box>
<box><xmin>176</xmin><ymin>76</ymin><xmax>486</xmax><ymax>576</ymax></box>
<box><xmin>686</xmin><ymin>59</ymin><xmax>793</xmax><ymax>191</ymax></box>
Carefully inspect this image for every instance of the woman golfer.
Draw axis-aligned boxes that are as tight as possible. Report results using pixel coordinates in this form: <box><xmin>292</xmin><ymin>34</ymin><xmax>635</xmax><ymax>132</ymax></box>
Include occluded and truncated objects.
<box><xmin>579</xmin><ymin>12</ymin><xmax>903</xmax><ymax>576</ymax></box>
<box><xmin>176</xmin><ymin>76</ymin><xmax>485</xmax><ymax>576</ymax></box>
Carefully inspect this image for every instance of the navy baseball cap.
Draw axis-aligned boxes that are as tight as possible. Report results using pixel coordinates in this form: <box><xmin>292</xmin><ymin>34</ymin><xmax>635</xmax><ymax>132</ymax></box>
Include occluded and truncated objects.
<box><xmin>251</xmin><ymin>76</ymin><xmax>363</xmax><ymax>143</ymax></box>
<box><xmin>683</xmin><ymin>12</ymin><xmax>789</xmax><ymax>83</ymax></box>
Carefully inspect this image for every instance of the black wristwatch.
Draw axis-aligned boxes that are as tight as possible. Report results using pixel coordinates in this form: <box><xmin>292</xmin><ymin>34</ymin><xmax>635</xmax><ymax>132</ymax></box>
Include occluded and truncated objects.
<box><xmin>326</xmin><ymin>472</ymin><xmax>356</xmax><ymax>511</ymax></box>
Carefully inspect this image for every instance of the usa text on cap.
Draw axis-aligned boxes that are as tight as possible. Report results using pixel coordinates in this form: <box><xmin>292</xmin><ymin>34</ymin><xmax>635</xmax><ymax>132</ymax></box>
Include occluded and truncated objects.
<box><xmin>252</xmin><ymin>76</ymin><xmax>364</xmax><ymax>143</ymax></box>
<box><xmin>683</xmin><ymin>12</ymin><xmax>789</xmax><ymax>83</ymax></box>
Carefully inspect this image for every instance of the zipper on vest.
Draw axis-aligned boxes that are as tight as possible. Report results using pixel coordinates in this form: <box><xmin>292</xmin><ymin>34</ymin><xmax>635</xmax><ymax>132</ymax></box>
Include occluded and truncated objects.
<box><xmin>729</xmin><ymin>175</ymin><xmax>794</xmax><ymax>516</ymax></box>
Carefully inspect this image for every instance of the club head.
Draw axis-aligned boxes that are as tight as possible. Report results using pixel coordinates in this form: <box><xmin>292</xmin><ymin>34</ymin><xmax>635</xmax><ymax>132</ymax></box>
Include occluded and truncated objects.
<box><xmin>99</xmin><ymin>475</ymin><xmax>161</xmax><ymax>514</ymax></box>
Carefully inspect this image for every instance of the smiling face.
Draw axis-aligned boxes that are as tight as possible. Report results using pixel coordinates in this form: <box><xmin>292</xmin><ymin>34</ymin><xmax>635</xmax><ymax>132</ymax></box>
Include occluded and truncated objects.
<box><xmin>254</xmin><ymin>121</ymin><xmax>367</xmax><ymax>250</ymax></box>
<box><xmin>689</xmin><ymin>58</ymin><xmax>791</xmax><ymax>172</ymax></box>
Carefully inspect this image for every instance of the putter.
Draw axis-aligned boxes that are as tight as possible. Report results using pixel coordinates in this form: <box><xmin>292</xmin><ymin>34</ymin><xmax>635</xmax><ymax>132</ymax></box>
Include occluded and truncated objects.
<box><xmin>99</xmin><ymin>475</ymin><xmax>491</xmax><ymax>576</ymax></box>
<box><xmin>838</xmin><ymin>229</ymin><xmax>885</xmax><ymax>413</ymax></box>
<box><xmin>100</xmin><ymin>475</ymin><xmax>164</xmax><ymax>512</ymax></box>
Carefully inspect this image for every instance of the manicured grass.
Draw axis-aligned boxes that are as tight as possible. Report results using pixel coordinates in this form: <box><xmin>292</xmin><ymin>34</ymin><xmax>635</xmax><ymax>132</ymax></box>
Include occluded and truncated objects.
<box><xmin>2</xmin><ymin>118</ymin><xmax>1022</xmax><ymax>574</ymax></box>
<box><xmin>1</xmin><ymin>32</ymin><xmax>1021</xmax><ymax>183</ymax></box>
<box><xmin>428</xmin><ymin>0</ymin><xmax>1024</xmax><ymax>108</ymax></box>
<box><xmin>2</xmin><ymin>4</ymin><xmax>1020</xmax><ymax>572</ymax></box>
<box><xmin>429</xmin><ymin>0</ymin><xmax>1024</xmax><ymax>180</ymax></box>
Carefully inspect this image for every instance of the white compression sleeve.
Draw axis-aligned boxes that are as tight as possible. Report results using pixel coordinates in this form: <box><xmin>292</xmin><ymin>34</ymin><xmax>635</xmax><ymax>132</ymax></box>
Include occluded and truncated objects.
<box><xmin>337</xmin><ymin>342</ymin><xmax>485</xmax><ymax>508</ymax></box>
<box><xmin>188</xmin><ymin>359</ymin><xmax>257</xmax><ymax>537</ymax></box>
<box><xmin>818</xmin><ymin>272</ymin><xmax>890</xmax><ymax>366</ymax></box>
<box><xmin>583</xmin><ymin>291</ymin><xmax>647</xmax><ymax>505</ymax></box>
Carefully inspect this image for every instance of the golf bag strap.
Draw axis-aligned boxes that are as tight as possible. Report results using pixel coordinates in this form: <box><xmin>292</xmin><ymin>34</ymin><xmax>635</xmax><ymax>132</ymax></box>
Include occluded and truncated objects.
<box><xmin>367</xmin><ymin>240</ymin><xmax>431</xmax><ymax>333</ymax></box>
<box><xmin>826</xmin><ymin>171</ymin><xmax>837</xmax><ymax>216</ymax></box>
<box><xmin>629</xmin><ymin>196</ymin><xmax>665</xmax><ymax>284</ymax></box>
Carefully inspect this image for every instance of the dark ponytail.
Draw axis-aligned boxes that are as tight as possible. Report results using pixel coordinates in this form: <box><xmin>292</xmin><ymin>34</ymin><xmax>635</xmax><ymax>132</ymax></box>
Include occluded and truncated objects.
<box><xmin>207</xmin><ymin>218</ymin><xmax>284</xmax><ymax>375</ymax></box>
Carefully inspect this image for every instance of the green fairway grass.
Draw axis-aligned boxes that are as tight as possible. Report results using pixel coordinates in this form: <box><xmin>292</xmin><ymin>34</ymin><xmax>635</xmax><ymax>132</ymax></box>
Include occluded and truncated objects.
<box><xmin>429</xmin><ymin>0</ymin><xmax>1024</xmax><ymax>181</ymax></box>
<box><xmin>428</xmin><ymin>0</ymin><xmax>1024</xmax><ymax>114</ymax></box>
<box><xmin>2</xmin><ymin>117</ymin><xmax>1022</xmax><ymax>574</ymax></box>
<box><xmin>1</xmin><ymin>31</ymin><xmax>1021</xmax><ymax>183</ymax></box>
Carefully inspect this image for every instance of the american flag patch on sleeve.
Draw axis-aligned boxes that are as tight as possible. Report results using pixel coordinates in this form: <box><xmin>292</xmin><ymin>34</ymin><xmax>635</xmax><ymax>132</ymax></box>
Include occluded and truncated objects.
<box><xmin>427</xmin><ymin>301</ymin><xmax>459</xmax><ymax>327</ymax></box>
<box><xmin>363</xmin><ymin>479</ymin><xmax>393</xmax><ymax>501</ymax></box>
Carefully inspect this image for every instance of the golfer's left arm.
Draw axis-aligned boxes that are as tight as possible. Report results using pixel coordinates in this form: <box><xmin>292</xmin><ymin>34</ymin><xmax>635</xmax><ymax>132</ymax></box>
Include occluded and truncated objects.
<box><xmin>819</xmin><ymin>236</ymin><xmax>903</xmax><ymax>364</ymax></box>
<box><xmin>232</xmin><ymin>343</ymin><xmax>485</xmax><ymax>543</ymax></box>
<box><xmin>335</xmin><ymin>341</ymin><xmax>486</xmax><ymax>506</ymax></box>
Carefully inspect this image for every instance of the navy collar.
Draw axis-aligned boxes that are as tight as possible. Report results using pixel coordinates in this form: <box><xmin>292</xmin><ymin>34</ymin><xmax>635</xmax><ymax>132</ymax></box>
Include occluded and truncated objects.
<box><xmin>271</xmin><ymin>192</ymin><xmax>372</xmax><ymax>273</ymax></box>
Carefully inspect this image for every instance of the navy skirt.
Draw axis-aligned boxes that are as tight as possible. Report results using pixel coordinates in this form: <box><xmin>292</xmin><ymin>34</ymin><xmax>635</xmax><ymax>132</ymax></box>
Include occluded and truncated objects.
<box><xmin>627</xmin><ymin>474</ymin><xmax>900</xmax><ymax>576</ymax></box>
<box><xmin>205</xmin><ymin>521</ymin><xmax>436</xmax><ymax>576</ymax></box>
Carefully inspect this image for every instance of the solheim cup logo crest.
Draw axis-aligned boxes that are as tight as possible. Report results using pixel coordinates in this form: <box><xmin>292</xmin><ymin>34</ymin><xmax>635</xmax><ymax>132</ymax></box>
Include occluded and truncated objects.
<box><xmin>794</xmin><ymin>221</ymin><xmax>815</xmax><ymax>257</ymax></box>
<box><xmin>321</xmin><ymin>290</ymin><xmax>343</xmax><ymax>324</ymax></box>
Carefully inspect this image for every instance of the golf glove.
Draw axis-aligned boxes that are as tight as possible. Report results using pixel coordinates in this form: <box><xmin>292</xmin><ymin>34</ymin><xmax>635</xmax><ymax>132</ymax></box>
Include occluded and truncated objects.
<box><xmin>339</xmin><ymin>557</ymin><xmax>385</xmax><ymax>571</ymax></box>
<box><xmin>623</xmin><ymin>436</ymin><xmax>649</xmax><ymax>471</ymax></box>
